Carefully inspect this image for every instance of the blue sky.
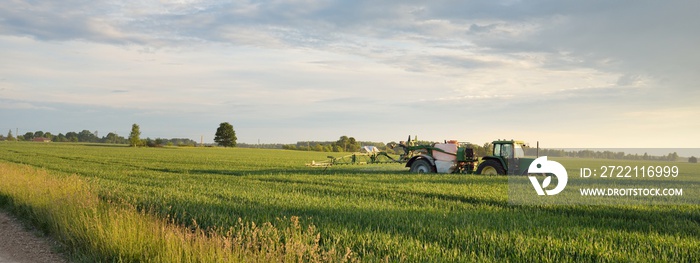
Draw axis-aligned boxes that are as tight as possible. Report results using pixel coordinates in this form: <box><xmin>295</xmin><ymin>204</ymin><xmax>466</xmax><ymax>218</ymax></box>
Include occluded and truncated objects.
<box><xmin>1</xmin><ymin>1</ymin><xmax>698</xmax><ymax>147</ymax></box>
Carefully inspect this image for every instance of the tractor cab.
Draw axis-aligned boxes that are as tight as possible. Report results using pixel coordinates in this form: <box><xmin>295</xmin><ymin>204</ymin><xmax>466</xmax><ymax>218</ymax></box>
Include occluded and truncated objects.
<box><xmin>477</xmin><ymin>140</ymin><xmax>535</xmax><ymax>175</ymax></box>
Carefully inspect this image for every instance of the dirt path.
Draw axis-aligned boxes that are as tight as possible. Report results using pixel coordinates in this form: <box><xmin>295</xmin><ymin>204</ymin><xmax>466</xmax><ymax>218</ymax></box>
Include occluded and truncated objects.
<box><xmin>0</xmin><ymin>210</ymin><xmax>66</xmax><ymax>263</ymax></box>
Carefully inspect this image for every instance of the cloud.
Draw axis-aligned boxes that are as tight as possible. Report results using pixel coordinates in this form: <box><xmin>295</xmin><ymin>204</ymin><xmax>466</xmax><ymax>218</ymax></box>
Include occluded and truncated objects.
<box><xmin>3</xmin><ymin>1</ymin><xmax>694</xmax><ymax>86</ymax></box>
<box><xmin>1</xmin><ymin>1</ymin><xmax>698</xmax><ymax>146</ymax></box>
<box><xmin>0</xmin><ymin>99</ymin><xmax>55</xmax><ymax>110</ymax></box>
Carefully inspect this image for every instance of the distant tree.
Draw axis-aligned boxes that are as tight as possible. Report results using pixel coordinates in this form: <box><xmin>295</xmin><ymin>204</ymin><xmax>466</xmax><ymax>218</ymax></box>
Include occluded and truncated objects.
<box><xmin>129</xmin><ymin>124</ymin><xmax>141</xmax><ymax>147</ymax></box>
<box><xmin>690</xmin><ymin>156</ymin><xmax>698</xmax><ymax>163</ymax></box>
<box><xmin>482</xmin><ymin>142</ymin><xmax>493</xmax><ymax>156</ymax></box>
<box><xmin>145</xmin><ymin>138</ymin><xmax>157</xmax><ymax>147</ymax></box>
<box><xmin>7</xmin><ymin>130</ymin><xmax>14</xmax><ymax>141</ymax></box>
<box><xmin>155</xmin><ymin>138</ymin><xmax>164</xmax><ymax>146</ymax></box>
<box><xmin>214</xmin><ymin>122</ymin><xmax>237</xmax><ymax>147</ymax></box>
<box><xmin>337</xmin><ymin>136</ymin><xmax>349</xmax><ymax>151</ymax></box>
<box><xmin>55</xmin><ymin>133</ymin><xmax>67</xmax><ymax>142</ymax></box>
<box><xmin>105</xmin><ymin>132</ymin><xmax>118</xmax><ymax>144</ymax></box>
<box><xmin>34</xmin><ymin>131</ymin><xmax>44</xmax><ymax>138</ymax></box>
<box><xmin>23</xmin><ymin>132</ymin><xmax>34</xmax><ymax>141</ymax></box>
<box><xmin>347</xmin><ymin>137</ymin><xmax>360</xmax><ymax>152</ymax></box>
<box><xmin>65</xmin><ymin>132</ymin><xmax>79</xmax><ymax>142</ymax></box>
<box><xmin>667</xmin><ymin>152</ymin><xmax>679</xmax><ymax>162</ymax></box>
<box><xmin>78</xmin><ymin>130</ymin><xmax>97</xmax><ymax>142</ymax></box>
<box><xmin>44</xmin><ymin>132</ymin><xmax>53</xmax><ymax>140</ymax></box>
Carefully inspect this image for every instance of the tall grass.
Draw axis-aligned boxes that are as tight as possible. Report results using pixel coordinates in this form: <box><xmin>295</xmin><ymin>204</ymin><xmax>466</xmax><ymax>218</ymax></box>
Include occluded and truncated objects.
<box><xmin>0</xmin><ymin>162</ymin><xmax>355</xmax><ymax>262</ymax></box>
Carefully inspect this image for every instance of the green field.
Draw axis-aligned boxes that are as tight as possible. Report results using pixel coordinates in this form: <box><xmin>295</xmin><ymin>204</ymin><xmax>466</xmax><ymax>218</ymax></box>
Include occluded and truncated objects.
<box><xmin>1</xmin><ymin>142</ymin><xmax>699</xmax><ymax>262</ymax></box>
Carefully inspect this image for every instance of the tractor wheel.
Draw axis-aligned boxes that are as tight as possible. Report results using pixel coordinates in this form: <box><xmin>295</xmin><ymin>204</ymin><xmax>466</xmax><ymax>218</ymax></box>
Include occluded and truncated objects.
<box><xmin>409</xmin><ymin>159</ymin><xmax>435</xmax><ymax>173</ymax></box>
<box><xmin>476</xmin><ymin>160</ymin><xmax>505</xmax><ymax>175</ymax></box>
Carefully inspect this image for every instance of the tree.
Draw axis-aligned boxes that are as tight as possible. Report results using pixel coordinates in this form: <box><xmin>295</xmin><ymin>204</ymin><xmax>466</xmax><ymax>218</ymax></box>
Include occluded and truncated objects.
<box><xmin>105</xmin><ymin>132</ymin><xmax>119</xmax><ymax>144</ymax></box>
<box><xmin>690</xmin><ymin>156</ymin><xmax>698</xmax><ymax>163</ymax></box>
<box><xmin>65</xmin><ymin>132</ymin><xmax>79</xmax><ymax>142</ymax></box>
<box><xmin>23</xmin><ymin>132</ymin><xmax>34</xmax><ymax>141</ymax></box>
<box><xmin>214</xmin><ymin>122</ymin><xmax>237</xmax><ymax>147</ymax></box>
<box><xmin>347</xmin><ymin>137</ymin><xmax>359</xmax><ymax>152</ymax></box>
<box><xmin>34</xmin><ymin>131</ymin><xmax>44</xmax><ymax>138</ymax></box>
<box><xmin>667</xmin><ymin>152</ymin><xmax>679</xmax><ymax>162</ymax></box>
<box><xmin>129</xmin><ymin>124</ymin><xmax>141</xmax><ymax>147</ymax></box>
<box><xmin>78</xmin><ymin>130</ymin><xmax>97</xmax><ymax>142</ymax></box>
<box><xmin>337</xmin><ymin>136</ymin><xmax>349</xmax><ymax>151</ymax></box>
<box><xmin>7</xmin><ymin>130</ymin><xmax>14</xmax><ymax>141</ymax></box>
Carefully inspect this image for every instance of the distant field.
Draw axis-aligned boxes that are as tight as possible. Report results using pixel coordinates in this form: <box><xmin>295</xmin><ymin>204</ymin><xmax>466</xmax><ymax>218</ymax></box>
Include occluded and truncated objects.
<box><xmin>1</xmin><ymin>142</ymin><xmax>699</xmax><ymax>262</ymax></box>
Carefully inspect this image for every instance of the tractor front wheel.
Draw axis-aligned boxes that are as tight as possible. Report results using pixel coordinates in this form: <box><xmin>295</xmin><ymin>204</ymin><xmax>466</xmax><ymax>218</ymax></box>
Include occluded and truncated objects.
<box><xmin>409</xmin><ymin>159</ymin><xmax>435</xmax><ymax>173</ymax></box>
<box><xmin>476</xmin><ymin>160</ymin><xmax>505</xmax><ymax>175</ymax></box>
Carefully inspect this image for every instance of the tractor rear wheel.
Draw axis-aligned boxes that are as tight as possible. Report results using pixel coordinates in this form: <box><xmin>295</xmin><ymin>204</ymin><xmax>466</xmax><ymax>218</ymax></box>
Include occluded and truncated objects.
<box><xmin>476</xmin><ymin>160</ymin><xmax>505</xmax><ymax>175</ymax></box>
<box><xmin>410</xmin><ymin>159</ymin><xmax>435</xmax><ymax>173</ymax></box>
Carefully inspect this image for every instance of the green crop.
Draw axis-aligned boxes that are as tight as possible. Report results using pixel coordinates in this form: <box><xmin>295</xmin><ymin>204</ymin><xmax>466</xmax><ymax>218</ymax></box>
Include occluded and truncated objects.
<box><xmin>0</xmin><ymin>142</ymin><xmax>699</xmax><ymax>262</ymax></box>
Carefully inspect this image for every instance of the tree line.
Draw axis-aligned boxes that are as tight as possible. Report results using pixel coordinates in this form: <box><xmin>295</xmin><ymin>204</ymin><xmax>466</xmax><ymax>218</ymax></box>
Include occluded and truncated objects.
<box><xmin>125</xmin><ymin>124</ymin><xmax>198</xmax><ymax>147</ymax></box>
<box><xmin>2</xmin><ymin>127</ymin><xmax>197</xmax><ymax>147</ymax></box>
<box><xmin>1</xmin><ymin>122</ymin><xmax>237</xmax><ymax>148</ymax></box>
<box><xmin>523</xmin><ymin>148</ymin><xmax>685</xmax><ymax>161</ymax></box>
<box><xmin>280</xmin><ymin>136</ymin><xmax>389</xmax><ymax>152</ymax></box>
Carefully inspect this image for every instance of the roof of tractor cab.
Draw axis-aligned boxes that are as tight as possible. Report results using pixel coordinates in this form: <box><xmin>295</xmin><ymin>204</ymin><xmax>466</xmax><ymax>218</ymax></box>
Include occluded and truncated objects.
<box><xmin>492</xmin><ymin>140</ymin><xmax>527</xmax><ymax>145</ymax></box>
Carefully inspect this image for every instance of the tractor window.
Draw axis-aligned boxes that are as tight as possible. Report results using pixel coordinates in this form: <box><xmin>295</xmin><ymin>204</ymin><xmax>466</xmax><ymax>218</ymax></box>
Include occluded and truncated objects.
<box><xmin>493</xmin><ymin>144</ymin><xmax>501</xmax><ymax>156</ymax></box>
<box><xmin>514</xmin><ymin>144</ymin><xmax>524</xmax><ymax>158</ymax></box>
<box><xmin>501</xmin><ymin>144</ymin><xmax>513</xmax><ymax>158</ymax></box>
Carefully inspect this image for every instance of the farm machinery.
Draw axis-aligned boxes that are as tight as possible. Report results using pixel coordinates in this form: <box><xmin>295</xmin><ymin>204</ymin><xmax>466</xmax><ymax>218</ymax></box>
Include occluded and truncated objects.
<box><xmin>399</xmin><ymin>137</ymin><xmax>536</xmax><ymax>175</ymax></box>
<box><xmin>307</xmin><ymin>136</ymin><xmax>538</xmax><ymax>175</ymax></box>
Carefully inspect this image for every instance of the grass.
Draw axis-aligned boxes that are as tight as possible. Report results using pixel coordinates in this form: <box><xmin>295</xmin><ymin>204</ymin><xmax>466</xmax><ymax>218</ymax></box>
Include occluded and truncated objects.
<box><xmin>0</xmin><ymin>162</ymin><xmax>354</xmax><ymax>262</ymax></box>
<box><xmin>0</xmin><ymin>142</ymin><xmax>699</xmax><ymax>262</ymax></box>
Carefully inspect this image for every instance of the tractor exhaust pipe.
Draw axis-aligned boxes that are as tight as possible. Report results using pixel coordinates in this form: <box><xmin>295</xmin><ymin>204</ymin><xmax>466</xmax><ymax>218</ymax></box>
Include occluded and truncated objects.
<box><xmin>537</xmin><ymin>141</ymin><xmax>539</xmax><ymax>157</ymax></box>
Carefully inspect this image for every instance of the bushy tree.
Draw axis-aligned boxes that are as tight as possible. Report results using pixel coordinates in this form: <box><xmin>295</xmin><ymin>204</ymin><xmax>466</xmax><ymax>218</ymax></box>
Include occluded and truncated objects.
<box><xmin>667</xmin><ymin>152</ymin><xmax>679</xmax><ymax>162</ymax></box>
<box><xmin>7</xmin><ymin>130</ymin><xmax>14</xmax><ymax>141</ymax></box>
<box><xmin>129</xmin><ymin>124</ymin><xmax>141</xmax><ymax>147</ymax></box>
<box><xmin>337</xmin><ymin>136</ymin><xmax>349</xmax><ymax>151</ymax></box>
<box><xmin>78</xmin><ymin>130</ymin><xmax>97</xmax><ymax>142</ymax></box>
<box><xmin>334</xmin><ymin>136</ymin><xmax>361</xmax><ymax>152</ymax></box>
<box><xmin>214</xmin><ymin>122</ymin><xmax>237</xmax><ymax>147</ymax></box>
<box><xmin>690</xmin><ymin>156</ymin><xmax>698</xmax><ymax>163</ymax></box>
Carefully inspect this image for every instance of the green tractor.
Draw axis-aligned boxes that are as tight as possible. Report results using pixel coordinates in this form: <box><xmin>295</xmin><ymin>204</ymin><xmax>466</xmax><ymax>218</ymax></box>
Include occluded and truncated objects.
<box><xmin>475</xmin><ymin>140</ymin><xmax>534</xmax><ymax>175</ymax></box>
<box><xmin>400</xmin><ymin>138</ymin><xmax>535</xmax><ymax>175</ymax></box>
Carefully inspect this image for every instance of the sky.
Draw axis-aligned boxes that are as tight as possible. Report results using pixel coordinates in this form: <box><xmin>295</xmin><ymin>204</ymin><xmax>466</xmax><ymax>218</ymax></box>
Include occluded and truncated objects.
<box><xmin>1</xmin><ymin>1</ymin><xmax>699</xmax><ymax>147</ymax></box>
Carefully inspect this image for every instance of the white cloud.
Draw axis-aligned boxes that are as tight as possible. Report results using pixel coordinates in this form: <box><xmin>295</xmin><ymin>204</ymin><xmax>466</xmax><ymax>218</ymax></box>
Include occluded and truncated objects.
<box><xmin>0</xmin><ymin>101</ymin><xmax>55</xmax><ymax>110</ymax></box>
<box><xmin>0</xmin><ymin>1</ymin><xmax>698</xmax><ymax>146</ymax></box>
